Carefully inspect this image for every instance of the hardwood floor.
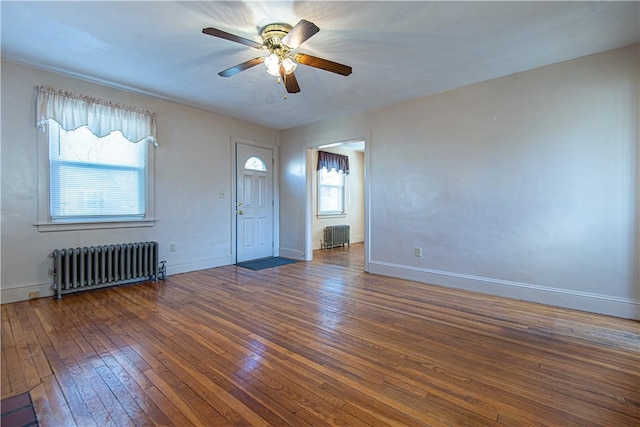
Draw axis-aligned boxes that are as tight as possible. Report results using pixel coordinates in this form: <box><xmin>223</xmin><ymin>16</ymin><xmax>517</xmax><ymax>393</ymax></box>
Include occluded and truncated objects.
<box><xmin>2</xmin><ymin>243</ymin><xmax>639</xmax><ymax>426</ymax></box>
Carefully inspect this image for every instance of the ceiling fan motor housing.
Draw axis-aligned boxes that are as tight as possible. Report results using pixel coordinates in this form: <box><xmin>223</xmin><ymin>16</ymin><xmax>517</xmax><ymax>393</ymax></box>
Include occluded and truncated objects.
<box><xmin>261</xmin><ymin>23</ymin><xmax>292</xmax><ymax>51</ymax></box>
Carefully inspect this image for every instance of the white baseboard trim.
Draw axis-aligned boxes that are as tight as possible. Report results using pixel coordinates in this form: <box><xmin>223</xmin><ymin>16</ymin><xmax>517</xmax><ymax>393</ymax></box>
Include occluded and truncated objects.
<box><xmin>166</xmin><ymin>255</ymin><xmax>232</xmax><ymax>276</ymax></box>
<box><xmin>368</xmin><ymin>260</ymin><xmax>640</xmax><ymax>320</ymax></box>
<box><xmin>279</xmin><ymin>247</ymin><xmax>306</xmax><ymax>260</ymax></box>
<box><xmin>1</xmin><ymin>281</ymin><xmax>55</xmax><ymax>304</ymax></box>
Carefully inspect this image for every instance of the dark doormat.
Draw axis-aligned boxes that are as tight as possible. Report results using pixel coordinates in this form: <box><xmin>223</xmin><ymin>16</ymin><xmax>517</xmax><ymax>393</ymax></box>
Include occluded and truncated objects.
<box><xmin>1</xmin><ymin>392</ymin><xmax>38</xmax><ymax>427</ymax></box>
<box><xmin>236</xmin><ymin>257</ymin><xmax>297</xmax><ymax>271</ymax></box>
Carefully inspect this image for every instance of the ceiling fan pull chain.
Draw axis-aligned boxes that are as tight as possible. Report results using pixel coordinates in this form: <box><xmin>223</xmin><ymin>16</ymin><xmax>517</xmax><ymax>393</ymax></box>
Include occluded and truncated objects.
<box><xmin>274</xmin><ymin>76</ymin><xmax>287</xmax><ymax>99</ymax></box>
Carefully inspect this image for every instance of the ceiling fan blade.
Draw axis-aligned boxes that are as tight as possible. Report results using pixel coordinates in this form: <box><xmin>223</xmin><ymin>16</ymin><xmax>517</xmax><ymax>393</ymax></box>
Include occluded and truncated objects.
<box><xmin>280</xmin><ymin>66</ymin><xmax>301</xmax><ymax>93</ymax></box>
<box><xmin>282</xmin><ymin>19</ymin><xmax>319</xmax><ymax>49</ymax></box>
<box><xmin>294</xmin><ymin>53</ymin><xmax>352</xmax><ymax>76</ymax></box>
<box><xmin>202</xmin><ymin>27</ymin><xmax>264</xmax><ymax>49</ymax></box>
<box><xmin>219</xmin><ymin>57</ymin><xmax>264</xmax><ymax>77</ymax></box>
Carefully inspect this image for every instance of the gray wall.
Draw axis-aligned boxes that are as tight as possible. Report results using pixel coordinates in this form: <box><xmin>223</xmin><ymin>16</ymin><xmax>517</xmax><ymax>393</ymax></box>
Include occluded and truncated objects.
<box><xmin>1</xmin><ymin>61</ymin><xmax>278</xmax><ymax>302</ymax></box>
<box><xmin>279</xmin><ymin>45</ymin><xmax>639</xmax><ymax>319</ymax></box>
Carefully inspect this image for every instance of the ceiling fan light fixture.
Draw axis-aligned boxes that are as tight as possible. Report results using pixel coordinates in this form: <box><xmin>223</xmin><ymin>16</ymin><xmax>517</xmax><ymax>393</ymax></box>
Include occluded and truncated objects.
<box><xmin>264</xmin><ymin>53</ymin><xmax>280</xmax><ymax>76</ymax></box>
<box><xmin>281</xmin><ymin>56</ymin><xmax>297</xmax><ymax>75</ymax></box>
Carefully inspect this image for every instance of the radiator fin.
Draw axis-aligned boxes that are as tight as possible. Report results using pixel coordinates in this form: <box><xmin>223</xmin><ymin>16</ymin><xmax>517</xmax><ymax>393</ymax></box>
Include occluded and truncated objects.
<box><xmin>323</xmin><ymin>225</ymin><xmax>350</xmax><ymax>249</ymax></box>
<box><xmin>52</xmin><ymin>241</ymin><xmax>159</xmax><ymax>299</ymax></box>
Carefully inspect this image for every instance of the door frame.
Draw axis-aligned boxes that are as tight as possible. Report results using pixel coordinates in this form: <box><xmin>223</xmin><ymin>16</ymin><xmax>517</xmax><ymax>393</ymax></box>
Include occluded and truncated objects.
<box><xmin>231</xmin><ymin>138</ymin><xmax>279</xmax><ymax>263</ymax></box>
<box><xmin>303</xmin><ymin>134</ymin><xmax>370</xmax><ymax>272</ymax></box>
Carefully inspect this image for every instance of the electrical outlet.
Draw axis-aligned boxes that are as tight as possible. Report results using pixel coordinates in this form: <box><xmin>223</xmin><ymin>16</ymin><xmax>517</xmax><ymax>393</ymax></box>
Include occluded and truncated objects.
<box><xmin>218</xmin><ymin>191</ymin><xmax>225</xmax><ymax>198</ymax></box>
<box><xmin>169</xmin><ymin>243</ymin><xmax>176</xmax><ymax>253</ymax></box>
<box><xmin>415</xmin><ymin>247</ymin><xmax>423</xmax><ymax>257</ymax></box>
<box><xmin>29</xmin><ymin>291</ymin><xmax>40</xmax><ymax>299</ymax></box>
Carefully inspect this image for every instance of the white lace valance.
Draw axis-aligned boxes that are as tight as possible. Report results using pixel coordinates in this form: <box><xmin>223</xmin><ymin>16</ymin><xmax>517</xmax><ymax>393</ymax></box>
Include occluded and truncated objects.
<box><xmin>36</xmin><ymin>85</ymin><xmax>158</xmax><ymax>146</ymax></box>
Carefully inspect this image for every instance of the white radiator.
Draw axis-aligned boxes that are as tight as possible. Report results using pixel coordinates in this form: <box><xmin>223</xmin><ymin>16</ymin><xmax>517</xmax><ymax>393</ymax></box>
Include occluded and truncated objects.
<box><xmin>52</xmin><ymin>242</ymin><xmax>159</xmax><ymax>299</ymax></box>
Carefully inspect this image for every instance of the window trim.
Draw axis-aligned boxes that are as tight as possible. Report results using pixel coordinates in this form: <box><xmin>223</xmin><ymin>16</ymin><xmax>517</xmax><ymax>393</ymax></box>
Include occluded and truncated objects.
<box><xmin>317</xmin><ymin>167</ymin><xmax>347</xmax><ymax>217</ymax></box>
<box><xmin>35</xmin><ymin>122</ymin><xmax>156</xmax><ymax>232</ymax></box>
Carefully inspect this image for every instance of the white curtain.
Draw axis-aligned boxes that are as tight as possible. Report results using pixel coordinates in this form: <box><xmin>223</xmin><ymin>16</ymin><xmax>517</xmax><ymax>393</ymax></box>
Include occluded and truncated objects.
<box><xmin>36</xmin><ymin>85</ymin><xmax>158</xmax><ymax>146</ymax></box>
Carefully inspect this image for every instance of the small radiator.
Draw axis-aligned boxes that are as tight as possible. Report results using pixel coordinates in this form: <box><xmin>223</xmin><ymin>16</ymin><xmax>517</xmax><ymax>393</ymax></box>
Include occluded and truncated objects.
<box><xmin>52</xmin><ymin>241</ymin><xmax>159</xmax><ymax>299</ymax></box>
<box><xmin>323</xmin><ymin>225</ymin><xmax>350</xmax><ymax>249</ymax></box>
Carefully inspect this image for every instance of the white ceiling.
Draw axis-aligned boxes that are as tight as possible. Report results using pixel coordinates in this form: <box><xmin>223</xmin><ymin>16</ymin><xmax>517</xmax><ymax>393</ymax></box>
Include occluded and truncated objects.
<box><xmin>2</xmin><ymin>1</ymin><xmax>638</xmax><ymax>130</ymax></box>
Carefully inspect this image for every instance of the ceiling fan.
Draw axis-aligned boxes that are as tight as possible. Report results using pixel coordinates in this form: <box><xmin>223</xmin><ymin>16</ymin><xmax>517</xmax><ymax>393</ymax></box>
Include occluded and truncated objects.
<box><xmin>202</xmin><ymin>19</ymin><xmax>352</xmax><ymax>94</ymax></box>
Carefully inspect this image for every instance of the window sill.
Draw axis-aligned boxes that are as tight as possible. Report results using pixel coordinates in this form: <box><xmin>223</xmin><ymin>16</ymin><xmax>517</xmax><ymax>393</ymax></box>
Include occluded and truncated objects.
<box><xmin>35</xmin><ymin>219</ymin><xmax>156</xmax><ymax>232</ymax></box>
<box><xmin>317</xmin><ymin>213</ymin><xmax>347</xmax><ymax>219</ymax></box>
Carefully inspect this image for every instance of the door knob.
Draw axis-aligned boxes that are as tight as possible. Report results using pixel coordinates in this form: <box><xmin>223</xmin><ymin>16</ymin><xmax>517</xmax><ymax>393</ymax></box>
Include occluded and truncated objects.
<box><xmin>237</xmin><ymin>210</ymin><xmax>244</xmax><ymax>215</ymax></box>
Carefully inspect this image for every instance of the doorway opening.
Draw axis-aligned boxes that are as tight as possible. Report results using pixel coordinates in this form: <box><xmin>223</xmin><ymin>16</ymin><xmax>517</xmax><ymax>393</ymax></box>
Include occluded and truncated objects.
<box><xmin>305</xmin><ymin>139</ymin><xmax>368</xmax><ymax>272</ymax></box>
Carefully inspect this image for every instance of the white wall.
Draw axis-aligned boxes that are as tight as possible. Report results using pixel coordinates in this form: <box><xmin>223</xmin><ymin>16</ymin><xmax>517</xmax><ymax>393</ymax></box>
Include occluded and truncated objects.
<box><xmin>280</xmin><ymin>45</ymin><xmax>639</xmax><ymax>319</ymax></box>
<box><xmin>1</xmin><ymin>61</ymin><xmax>278</xmax><ymax>303</ymax></box>
<box><xmin>3</xmin><ymin>46</ymin><xmax>638</xmax><ymax>318</ymax></box>
<box><xmin>310</xmin><ymin>147</ymin><xmax>365</xmax><ymax>250</ymax></box>
<box><xmin>279</xmin><ymin>114</ymin><xmax>370</xmax><ymax>260</ymax></box>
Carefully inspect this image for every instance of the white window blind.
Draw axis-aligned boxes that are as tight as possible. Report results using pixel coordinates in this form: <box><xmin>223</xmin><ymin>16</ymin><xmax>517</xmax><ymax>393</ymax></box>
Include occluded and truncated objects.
<box><xmin>318</xmin><ymin>168</ymin><xmax>346</xmax><ymax>215</ymax></box>
<box><xmin>49</xmin><ymin>120</ymin><xmax>147</xmax><ymax>220</ymax></box>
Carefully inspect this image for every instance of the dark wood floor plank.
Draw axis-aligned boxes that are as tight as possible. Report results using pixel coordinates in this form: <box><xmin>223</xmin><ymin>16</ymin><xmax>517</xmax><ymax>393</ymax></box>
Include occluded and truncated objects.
<box><xmin>227</xmin><ymin>385</ymin><xmax>313</xmax><ymax>427</ymax></box>
<box><xmin>64</xmin><ymin>354</ymin><xmax>132</xmax><ymax>427</ymax></box>
<box><xmin>2</xmin><ymin>243</ymin><xmax>639</xmax><ymax>426</ymax></box>
<box><xmin>125</xmin><ymin>323</ymin><xmax>268</xmax><ymax>426</ymax></box>
<box><xmin>1</xmin><ymin>348</ymin><xmax>11</xmax><ymax>394</ymax></box>
<box><xmin>143</xmin><ymin>383</ymin><xmax>190</xmax><ymax>427</ymax></box>
<box><xmin>21</xmin><ymin>324</ymin><xmax>53</xmax><ymax>381</ymax></box>
<box><xmin>30</xmin><ymin>374</ymin><xmax>79</xmax><ymax>427</ymax></box>
<box><xmin>147</xmin><ymin>336</ymin><xmax>260</xmax><ymax>426</ymax></box>
<box><xmin>143</xmin><ymin>368</ymin><xmax>229</xmax><ymax>427</ymax></box>
<box><xmin>41</xmin><ymin>346</ymin><xmax>98</xmax><ymax>427</ymax></box>
<box><xmin>2</xmin><ymin>305</ymin><xmax>28</xmax><ymax>394</ymax></box>
<box><xmin>99</xmin><ymin>351</ymin><xmax>174</xmax><ymax>427</ymax></box>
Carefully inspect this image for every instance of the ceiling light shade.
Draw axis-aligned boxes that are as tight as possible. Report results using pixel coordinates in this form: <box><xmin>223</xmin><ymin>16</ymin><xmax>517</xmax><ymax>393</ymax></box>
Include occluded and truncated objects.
<box><xmin>281</xmin><ymin>56</ymin><xmax>297</xmax><ymax>75</ymax></box>
<box><xmin>264</xmin><ymin>53</ymin><xmax>280</xmax><ymax>76</ymax></box>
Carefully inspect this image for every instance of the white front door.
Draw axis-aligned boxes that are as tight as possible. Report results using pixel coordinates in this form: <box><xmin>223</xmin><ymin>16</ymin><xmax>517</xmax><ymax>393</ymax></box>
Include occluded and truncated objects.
<box><xmin>236</xmin><ymin>143</ymin><xmax>274</xmax><ymax>262</ymax></box>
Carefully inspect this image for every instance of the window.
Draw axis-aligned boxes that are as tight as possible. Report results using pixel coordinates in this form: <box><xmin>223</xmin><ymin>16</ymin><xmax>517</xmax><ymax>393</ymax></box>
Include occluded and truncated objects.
<box><xmin>316</xmin><ymin>150</ymin><xmax>349</xmax><ymax>216</ymax></box>
<box><xmin>35</xmin><ymin>86</ymin><xmax>157</xmax><ymax>231</ymax></box>
<box><xmin>244</xmin><ymin>156</ymin><xmax>267</xmax><ymax>171</ymax></box>
<box><xmin>49</xmin><ymin>120</ymin><xmax>147</xmax><ymax>221</ymax></box>
<box><xmin>318</xmin><ymin>167</ymin><xmax>346</xmax><ymax>215</ymax></box>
